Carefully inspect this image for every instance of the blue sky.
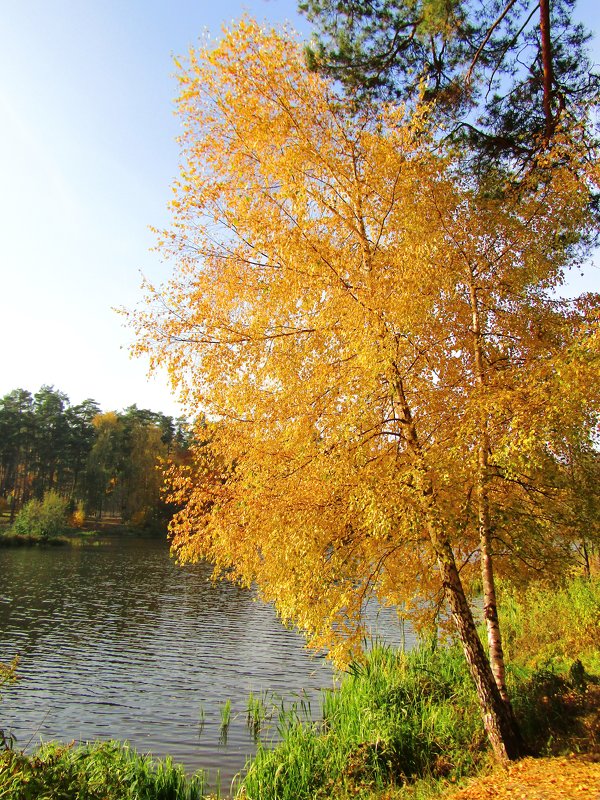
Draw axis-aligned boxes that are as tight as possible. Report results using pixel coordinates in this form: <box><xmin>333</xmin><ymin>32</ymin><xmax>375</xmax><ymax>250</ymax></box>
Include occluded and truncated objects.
<box><xmin>0</xmin><ymin>0</ymin><xmax>598</xmax><ymax>418</ymax></box>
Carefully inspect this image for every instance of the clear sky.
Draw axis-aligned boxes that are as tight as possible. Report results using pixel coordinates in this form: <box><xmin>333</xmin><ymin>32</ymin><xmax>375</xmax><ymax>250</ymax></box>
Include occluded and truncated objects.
<box><xmin>0</xmin><ymin>0</ymin><xmax>598</xmax><ymax>418</ymax></box>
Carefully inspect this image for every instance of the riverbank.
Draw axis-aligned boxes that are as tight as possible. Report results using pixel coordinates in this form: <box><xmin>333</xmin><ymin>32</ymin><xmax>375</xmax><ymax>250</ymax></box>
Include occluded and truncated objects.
<box><xmin>237</xmin><ymin>651</ymin><xmax>599</xmax><ymax>800</ymax></box>
<box><xmin>0</xmin><ymin>529</ymin><xmax>104</xmax><ymax>547</ymax></box>
<box><xmin>2</xmin><ymin>747</ymin><xmax>599</xmax><ymax>800</ymax></box>
<box><xmin>0</xmin><ymin>575</ymin><xmax>598</xmax><ymax>799</ymax></box>
<box><xmin>0</xmin><ymin>520</ymin><xmax>162</xmax><ymax>546</ymax></box>
<box><xmin>1</xmin><ymin>660</ymin><xmax>597</xmax><ymax>800</ymax></box>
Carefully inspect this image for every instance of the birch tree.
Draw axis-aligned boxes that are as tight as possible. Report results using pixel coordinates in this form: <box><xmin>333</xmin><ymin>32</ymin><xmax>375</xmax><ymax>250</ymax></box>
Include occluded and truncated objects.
<box><xmin>133</xmin><ymin>20</ymin><xmax>599</xmax><ymax>761</ymax></box>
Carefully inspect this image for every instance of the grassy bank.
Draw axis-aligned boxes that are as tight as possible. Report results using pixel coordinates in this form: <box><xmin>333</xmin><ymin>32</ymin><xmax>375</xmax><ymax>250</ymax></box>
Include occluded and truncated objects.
<box><xmin>0</xmin><ymin>575</ymin><xmax>597</xmax><ymax>800</ymax></box>
<box><xmin>238</xmin><ymin>652</ymin><xmax>598</xmax><ymax>800</ymax></box>
<box><xmin>239</xmin><ymin>645</ymin><xmax>484</xmax><ymax>800</ymax></box>
<box><xmin>0</xmin><ymin>529</ymin><xmax>104</xmax><ymax>547</ymax></box>
<box><xmin>0</xmin><ymin>741</ymin><xmax>209</xmax><ymax>800</ymax></box>
<box><xmin>237</xmin><ymin>575</ymin><xmax>599</xmax><ymax>800</ymax></box>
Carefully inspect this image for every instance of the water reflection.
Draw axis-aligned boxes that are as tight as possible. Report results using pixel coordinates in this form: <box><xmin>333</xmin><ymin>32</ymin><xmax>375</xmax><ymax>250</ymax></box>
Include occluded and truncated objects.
<box><xmin>0</xmin><ymin>537</ymin><xmax>411</xmax><ymax>783</ymax></box>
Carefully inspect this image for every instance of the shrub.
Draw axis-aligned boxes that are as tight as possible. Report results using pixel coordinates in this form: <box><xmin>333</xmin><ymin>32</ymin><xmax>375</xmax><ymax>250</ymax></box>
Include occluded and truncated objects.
<box><xmin>0</xmin><ymin>741</ymin><xmax>208</xmax><ymax>800</ymax></box>
<box><xmin>498</xmin><ymin>576</ymin><xmax>600</xmax><ymax>672</ymax></box>
<box><xmin>12</xmin><ymin>492</ymin><xmax>68</xmax><ymax>538</ymax></box>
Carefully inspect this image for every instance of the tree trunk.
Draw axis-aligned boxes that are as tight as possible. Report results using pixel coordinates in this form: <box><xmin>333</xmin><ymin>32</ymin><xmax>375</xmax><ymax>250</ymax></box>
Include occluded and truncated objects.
<box><xmin>581</xmin><ymin>538</ymin><xmax>591</xmax><ymax>579</ymax></box>
<box><xmin>392</xmin><ymin>369</ymin><xmax>526</xmax><ymax>761</ymax></box>
<box><xmin>539</xmin><ymin>0</ymin><xmax>555</xmax><ymax>138</ymax></box>
<box><xmin>468</xmin><ymin>279</ymin><xmax>511</xmax><ymax>703</ymax></box>
<box><xmin>429</xmin><ymin>518</ymin><xmax>525</xmax><ymax>760</ymax></box>
<box><xmin>479</xmin><ymin>499</ymin><xmax>510</xmax><ymax>702</ymax></box>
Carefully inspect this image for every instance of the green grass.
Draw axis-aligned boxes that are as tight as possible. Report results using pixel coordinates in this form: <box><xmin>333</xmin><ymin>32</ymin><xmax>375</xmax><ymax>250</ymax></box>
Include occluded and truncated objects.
<box><xmin>246</xmin><ymin>691</ymin><xmax>276</xmax><ymax>740</ymax></box>
<box><xmin>498</xmin><ymin>575</ymin><xmax>600</xmax><ymax>674</ymax></box>
<box><xmin>219</xmin><ymin>699</ymin><xmax>232</xmax><ymax>744</ymax></box>
<box><xmin>240</xmin><ymin>645</ymin><xmax>485</xmax><ymax>800</ymax></box>
<box><xmin>0</xmin><ymin>740</ymin><xmax>210</xmax><ymax>800</ymax></box>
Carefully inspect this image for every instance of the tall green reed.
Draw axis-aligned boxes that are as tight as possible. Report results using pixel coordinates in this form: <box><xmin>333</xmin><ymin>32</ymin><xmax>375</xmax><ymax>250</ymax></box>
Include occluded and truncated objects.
<box><xmin>240</xmin><ymin>644</ymin><xmax>483</xmax><ymax>800</ymax></box>
<box><xmin>219</xmin><ymin>698</ymin><xmax>232</xmax><ymax>744</ymax></box>
<box><xmin>246</xmin><ymin>691</ymin><xmax>276</xmax><ymax>740</ymax></box>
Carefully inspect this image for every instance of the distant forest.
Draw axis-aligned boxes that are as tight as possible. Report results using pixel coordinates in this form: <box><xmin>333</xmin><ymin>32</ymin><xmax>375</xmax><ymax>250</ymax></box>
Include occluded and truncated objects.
<box><xmin>0</xmin><ymin>386</ymin><xmax>192</xmax><ymax>528</ymax></box>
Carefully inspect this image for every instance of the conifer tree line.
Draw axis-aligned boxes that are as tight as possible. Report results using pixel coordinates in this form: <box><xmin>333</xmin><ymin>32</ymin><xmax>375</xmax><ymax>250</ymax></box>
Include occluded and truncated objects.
<box><xmin>0</xmin><ymin>386</ymin><xmax>191</xmax><ymax>527</ymax></box>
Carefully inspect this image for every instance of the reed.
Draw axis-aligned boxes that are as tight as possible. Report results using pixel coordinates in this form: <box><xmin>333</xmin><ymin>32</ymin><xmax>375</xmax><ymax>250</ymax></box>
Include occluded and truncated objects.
<box><xmin>219</xmin><ymin>698</ymin><xmax>232</xmax><ymax>744</ymax></box>
<box><xmin>198</xmin><ymin>700</ymin><xmax>206</xmax><ymax>736</ymax></box>
<box><xmin>246</xmin><ymin>691</ymin><xmax>274</xmax><ymax>739</ymax></box>
<box><xmin>240</xmin><ymin>645</ymin><xmax>483</xmax><ymax>800</ymax></box>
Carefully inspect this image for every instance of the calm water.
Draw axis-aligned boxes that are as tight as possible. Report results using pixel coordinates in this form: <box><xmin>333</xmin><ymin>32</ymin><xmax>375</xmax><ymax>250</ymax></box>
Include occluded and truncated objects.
<box><xmin>0</xmin><ymin>536</ymin><xmax>411</xmax><ymax>785</ymax></box>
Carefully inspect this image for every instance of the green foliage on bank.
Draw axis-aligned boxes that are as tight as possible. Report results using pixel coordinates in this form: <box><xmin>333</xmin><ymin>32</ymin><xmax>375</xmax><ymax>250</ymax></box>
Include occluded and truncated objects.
<box><xmin>0</xmin><ymin>741</ymin><xmax>209</xmax><ymax>800</ymax></box>
<box><xmin>499</xmin><ymin>576</ymin><xmax>600</xmax><ymax>674</ymax></box>
<box><xmin>240</xmin><ymin>645</ymin><xmax>484</xmax><ymax>800</ymax></box>
<box><xmin>11</xmin><ymin>491</ymin><xmax>69</xmax><ymax>539</ymax></box>
<box><xmin>0</xmin><ymin>493</ymin><xmax>105</xmax><ymax>546</ymax></box>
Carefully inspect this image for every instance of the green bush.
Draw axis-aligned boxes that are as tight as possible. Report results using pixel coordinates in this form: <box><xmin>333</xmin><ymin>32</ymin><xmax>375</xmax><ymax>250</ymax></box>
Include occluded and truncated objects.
<box><xmin>0</xmin><ymin>741</ymin><xmax>208</xmax><ymax>800</ymax></box>
<box><xmin>498</xmin><ymin>576</ymin><xmax>600</xmax><ymax>672</ymax></box>
<box><xmin>12</xmin><ymin>492</ymin><xmax>69</xmax><ymax>538</ymax></box>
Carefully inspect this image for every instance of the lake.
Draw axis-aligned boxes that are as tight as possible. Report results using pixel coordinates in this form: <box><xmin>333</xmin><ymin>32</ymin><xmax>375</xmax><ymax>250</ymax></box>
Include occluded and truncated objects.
<box><xmin>0</xmin><ymin>536</ymin><xmax>412</xmax><ymax>786</ymax></box>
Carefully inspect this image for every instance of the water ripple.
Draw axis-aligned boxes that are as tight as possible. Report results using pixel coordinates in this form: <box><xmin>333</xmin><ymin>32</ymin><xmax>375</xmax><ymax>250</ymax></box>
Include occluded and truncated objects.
<box><xmin>0</xmin><ymin>537</ymin><xmax>410</xmax><ymax>782</ymax></box>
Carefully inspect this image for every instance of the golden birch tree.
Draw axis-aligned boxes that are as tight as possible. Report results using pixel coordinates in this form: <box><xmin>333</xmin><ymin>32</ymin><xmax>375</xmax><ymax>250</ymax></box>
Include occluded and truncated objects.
<box><xmin>133</xmin><ymin>19</ymin><xmax>600</xmax><ymax>761</ymax></box>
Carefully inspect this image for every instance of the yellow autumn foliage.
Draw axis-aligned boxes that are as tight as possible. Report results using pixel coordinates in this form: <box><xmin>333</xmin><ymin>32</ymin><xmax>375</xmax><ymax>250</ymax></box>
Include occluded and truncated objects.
<box><xmin>132</xmin><ymin>20</ymin><xmax>600</xmax><ymax>664</ymax></box>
